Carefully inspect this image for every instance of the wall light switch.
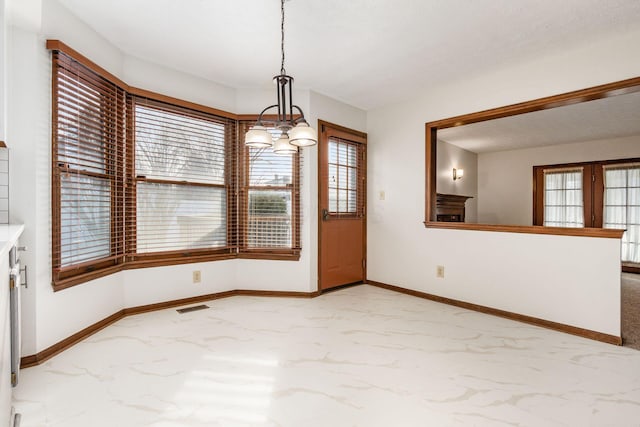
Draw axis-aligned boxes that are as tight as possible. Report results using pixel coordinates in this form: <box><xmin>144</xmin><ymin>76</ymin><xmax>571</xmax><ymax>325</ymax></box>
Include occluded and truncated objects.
<box><xmin>436</xmin><ymin>265</ymin><xmax>445</xmax><ymax>278</ymax></box>
<box><xmin>379</xmin><ymin>190</ymin><xmax>385</xmax><ymax>201</ymax></box>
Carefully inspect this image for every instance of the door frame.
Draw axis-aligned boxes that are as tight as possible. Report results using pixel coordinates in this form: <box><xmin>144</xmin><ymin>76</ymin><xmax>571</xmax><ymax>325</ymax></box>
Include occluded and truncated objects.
<box><xmin>317</xmin><ymin>120</ymin><xmax>368</xmax><ymax>291</ymax></box>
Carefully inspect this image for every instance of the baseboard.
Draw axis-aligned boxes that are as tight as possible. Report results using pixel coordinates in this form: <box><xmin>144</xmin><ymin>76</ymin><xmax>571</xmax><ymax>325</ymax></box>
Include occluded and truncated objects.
<box><xmin>21</xmin><ymin>289</ymin><xmax>320</xmax><ymax>368</ymax></box>
<box><xmin>365</xmin><ymin>279</ymin><xmax>622</xmax><ymax>346</ymax></box>
<box><xmin>24</xmin><ymin>280</ymin><xmax>619</xmax><ymax>368</ymax></box>
<box><xmin>21</xmin><ymin>310</ymin><xmax>125</xmax><ymax>368</ymax></box>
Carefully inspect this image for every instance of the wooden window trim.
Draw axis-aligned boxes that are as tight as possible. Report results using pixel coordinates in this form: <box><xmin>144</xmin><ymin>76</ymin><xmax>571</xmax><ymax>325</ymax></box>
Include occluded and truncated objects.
<box><xmin>237</xmin><ymin>118</ymin><xmax>301</xmax><ymax>256</ymax></box>
<box><xmin>425</xmin><ymin>75</ymin><xmax>640</xmax><ymax>239</ymax></box>
<box><xmin>533</xmin><ymin>158</ymin><xmax>640</xmax><ymax>228</ymax></box>
<box><xmin>127</xmin><ymin>95</ymin><xmax>235</xmax><ymax>264</ymax></box>
<box><xmin>51</xmin><ymin>49</ymin><xmax>127</xmax><ymax>290</ymax></box>
<box><xmin>49</xmin><ymin>41</ymin><xmax>303</xmax><ymax>291</ymax></box>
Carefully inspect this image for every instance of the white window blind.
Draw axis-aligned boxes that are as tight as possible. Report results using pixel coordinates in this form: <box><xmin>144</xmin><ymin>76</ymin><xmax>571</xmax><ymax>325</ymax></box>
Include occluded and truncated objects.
<box><xmin>247</xmin><ymin>129</ymin><xmax>293</xmax><ymax>248</ymax></box>
<box><xmin>604</xmin><ymin>164</ymin><xmax>640</xmax><ymax>264</ymax></box>
<box><xmin>543</xmin><ymin>168</ymin><xmax>585</xmax><ymax>228</ymax></box>
<box><xmin>52</xmin><ymin>50</ymin><xmax>126</xmax><ymax>279</ymax></box>
<box><xmin>238</xmin><ymin>123</ymin><xmax>301</xmax><ymax>253</ymax></box>
<box><xmin>132</xmin><ymin>99</ymin><xmax>232</xmax><ymax>255</ymax></box>
<box><xmin>328</xmin><ymin>138</ymin><xmax>359</xmax><ymax>214</ymax></box>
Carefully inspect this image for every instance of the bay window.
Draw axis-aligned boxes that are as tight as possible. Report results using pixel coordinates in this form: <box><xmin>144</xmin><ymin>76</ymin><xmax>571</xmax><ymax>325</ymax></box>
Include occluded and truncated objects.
<box><xmin>49</xmin><ymin>41</ymin><xmax>301</xmax><ymax>290</ymax></box>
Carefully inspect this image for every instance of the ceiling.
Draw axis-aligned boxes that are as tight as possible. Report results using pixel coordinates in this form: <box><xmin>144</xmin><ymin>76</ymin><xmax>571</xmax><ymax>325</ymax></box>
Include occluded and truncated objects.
<box><xmin>56</xmin><ymin>0</ymin><xmax>640</xmax><ymax>111</ymax></box>
<box><xmin>438</xmin><ymin>90</ymin><xmax>640</xmax><ymax>153</ymax></box>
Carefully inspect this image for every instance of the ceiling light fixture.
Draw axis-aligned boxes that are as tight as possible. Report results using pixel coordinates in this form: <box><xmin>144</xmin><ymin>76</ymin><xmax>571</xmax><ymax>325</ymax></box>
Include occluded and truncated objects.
<box><xmin>244</xmin><ymin>0</ymin><xmax>317</xmax><ymax>154</ymax></box>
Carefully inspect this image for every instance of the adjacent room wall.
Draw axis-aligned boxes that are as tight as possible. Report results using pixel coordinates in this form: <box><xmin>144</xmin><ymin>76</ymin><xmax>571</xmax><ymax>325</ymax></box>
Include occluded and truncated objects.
<box><xmin>436</xmin><ymin>140</ymin><xmax>478</xmax><ymax>222</ymax></box>
<box><xmin>477</xmin><ymin>135</ymin><xmax>640</xmax><ymax>225</ymax></box>
<box><xmin>366</xmin><ymin>25</ymin><xmax>640</xmax><ymax>337</ymax></box>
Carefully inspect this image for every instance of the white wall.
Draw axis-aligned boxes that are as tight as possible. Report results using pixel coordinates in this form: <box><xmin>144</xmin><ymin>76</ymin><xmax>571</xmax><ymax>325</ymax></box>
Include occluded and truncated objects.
<box><xmin>366</xmin><ymin>25</ymin><xmax>640</xmax><ymax>337</ymax></box>
<box><xmin>477</xmin><ymin>135</ymin><xmax>640</xmax><ymax>225</ymax></box>
<box><xmin>7</xmin><ymin>0</ymin><xmax>368</xmax><ymax>355</ymax></box>
<box><xmin>0</xmin><ymin>0</ymin><xmax>6</xmax><ymax>142</ymax></box>
<box><xmin>436</xmin><ymin>140</ymin><xmax>478</xmax><ymax>222</ymax></box>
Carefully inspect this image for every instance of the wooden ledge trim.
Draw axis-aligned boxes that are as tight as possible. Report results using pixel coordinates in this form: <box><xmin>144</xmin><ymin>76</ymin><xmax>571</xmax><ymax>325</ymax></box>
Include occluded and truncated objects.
<box><xmin>129</xmin><ymin>87</ymin><xmax>238</xmax><ymax>120</ymax></box>
<box><xmin>46</xmin><ymin>40</ymin><xmax>129</xmax><ymax>90</ymax></box>
<box><xmin>366</xmin><ymin>279</ymin><xmax>622</xmax><ymax>346</ymax></box>
<box><xmin>21</xmin><ymin>288</ymin><xmax>321</xmax><ymax>368</ymax></box>
<box><xmin>424</xmin><ymin>221</ymin><xmax>625</xmax><ymax>239</ymax></box>
<box><xmin>0</xmin><ymin>141</ymin><xmax>6</xmax><ymax>148</ymax></box>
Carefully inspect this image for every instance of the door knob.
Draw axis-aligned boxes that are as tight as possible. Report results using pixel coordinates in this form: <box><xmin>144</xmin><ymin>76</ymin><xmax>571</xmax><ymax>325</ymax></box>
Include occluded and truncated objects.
<box><xmin>322</xmin><ymin>209</ymin><xmax>329</xmax><ymax>221</ymax></box>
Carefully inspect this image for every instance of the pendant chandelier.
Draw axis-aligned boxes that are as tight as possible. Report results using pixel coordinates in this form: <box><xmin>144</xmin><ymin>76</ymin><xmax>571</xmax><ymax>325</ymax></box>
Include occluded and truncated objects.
<box><xmin>244</xmin><ymin>0</ymin><xmax>317</xmax><ymax>154</ymax></box>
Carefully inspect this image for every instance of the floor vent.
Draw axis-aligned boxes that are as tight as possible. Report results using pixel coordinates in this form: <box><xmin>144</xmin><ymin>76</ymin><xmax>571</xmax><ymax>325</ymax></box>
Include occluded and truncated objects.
<box><xmin>176</xmin><ymin>304</ymin><xmax>209</xmax><ymax>314</ymax></box>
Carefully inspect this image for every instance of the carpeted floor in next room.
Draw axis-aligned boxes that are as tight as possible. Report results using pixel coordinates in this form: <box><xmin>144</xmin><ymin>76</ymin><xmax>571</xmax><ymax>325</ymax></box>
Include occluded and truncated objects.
<box><xmin>622</xmin><ymin>272</ymin><xmax>640</xmax><ymax>350</ymax></box>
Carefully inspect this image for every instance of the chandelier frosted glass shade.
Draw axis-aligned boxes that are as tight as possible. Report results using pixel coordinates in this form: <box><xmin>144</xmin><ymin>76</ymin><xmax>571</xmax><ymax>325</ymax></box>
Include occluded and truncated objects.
<box><xmin>272</xmin><ymin>134</ymin><xmax>298</xmax><ymax>155</ymax></box>
<box><xmin>245</xmin><ymin>125</ymin><xmax>273</xmax><ymax>148</ymax></box>
<box><xmin>288</xmin><ymin>122</ymin><xmax>317</xmax><ymax>147</ymax></box>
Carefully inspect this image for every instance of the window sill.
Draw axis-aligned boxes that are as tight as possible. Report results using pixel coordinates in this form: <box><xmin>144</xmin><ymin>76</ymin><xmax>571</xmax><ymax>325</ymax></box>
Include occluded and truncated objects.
<box><xmin>238</xmin><ymin>250</ymin><xmax>301</xmax><ymax>261</ymax></box>
<box><xmin>53</xmin><ymin>264</ymin><xmax>125</xmax><ymax>292</ymax></box>
<box><xmin>423</xmin><ymin>221</ymin><xmax>625</xmax><ymax>239</ymax></box>
<box><xmin>53</xmin><ymin>250</ymin><xmax>301</xmax><ymax>291</ymax></box>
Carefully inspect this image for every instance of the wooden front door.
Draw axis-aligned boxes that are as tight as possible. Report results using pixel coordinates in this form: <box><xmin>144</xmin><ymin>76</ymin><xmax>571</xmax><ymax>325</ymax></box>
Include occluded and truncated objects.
<box><xmin>318</xmin><ymin>121</ymin><xmax>367</xmax><ymax>291</ymax></box>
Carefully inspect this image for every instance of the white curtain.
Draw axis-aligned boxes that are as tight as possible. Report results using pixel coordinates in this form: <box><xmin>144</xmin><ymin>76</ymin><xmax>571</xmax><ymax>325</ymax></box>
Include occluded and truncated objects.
<box><xmin>544</xmin><ymin>169</ymin><xmax>584</xmax><ymax>228</ymax></box>
<box><xmin>604</xmin><ymin>165</ymin><xmax>640</xmax><ymax>264</ymax></box>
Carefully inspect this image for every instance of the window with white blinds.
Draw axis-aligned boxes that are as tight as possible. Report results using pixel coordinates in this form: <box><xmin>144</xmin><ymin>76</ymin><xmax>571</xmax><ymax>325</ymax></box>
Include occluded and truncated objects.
<box><xmin>239</xmin><ymin>122</ymin><xmax>300</xmax><ymax>255</ymax></box>
<box><xmin>328</xmin><ymin>138</ymin><xmax>360</xmax><ymax>214</ymax></box>
<box><xmin>604</xmin><ymin>165</ymin><xmax>640</xmax><ymax>264</ymax></box>
<box><xmin>131</xmin><ymin>99</ymin><xmax>234</xmax><ymax>258</ymax></box>
<box><xmin>543</xmin><ymin>168</ymin><xmax>585</xmax><ymax>228</ymax></box>
<box><xmin>51</xmin><ymin>50</ymin><xmax>126</xmax><ymax>286</ymax></box>
<box><xmin>50</xmin><ymin>42</ymin><xmax>303</xmax><ymax>288</ymax></box>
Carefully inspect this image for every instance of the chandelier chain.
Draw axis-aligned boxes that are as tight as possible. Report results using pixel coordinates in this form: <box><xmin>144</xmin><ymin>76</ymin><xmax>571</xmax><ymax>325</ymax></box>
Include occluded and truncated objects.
<box><xmin>280</xmin><ymin>0</ymin><xmax>286</xmax><ymax>75</ymax></box>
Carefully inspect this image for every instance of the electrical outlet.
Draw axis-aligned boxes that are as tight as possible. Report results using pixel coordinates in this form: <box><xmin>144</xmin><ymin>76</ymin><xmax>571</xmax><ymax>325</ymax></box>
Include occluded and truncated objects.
<box><xmin>193</xmin><ymin>270</ymin><xmax>201</xmax><ymax>284</ymax></box>
<box><xmin>436</xmin><ymin>265</ymin><xmax>445</xmax><ymax>278</ymax></box>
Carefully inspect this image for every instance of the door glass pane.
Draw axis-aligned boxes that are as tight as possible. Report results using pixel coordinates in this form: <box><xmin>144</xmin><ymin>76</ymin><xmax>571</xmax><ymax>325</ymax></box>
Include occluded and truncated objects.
<box><xmin>328</xmin><ymin>138</ymin><xmax>360</xmax><ymax>214</ymax></box>
<box><xmin>543</xmin><ymin>169</ymin><xmax>584</xmax><ymax>227</ymax></box>
<box><xmin>604</xmin><ymin>166</ymin><xmax>640</xmax><ymax>263</ymax></box>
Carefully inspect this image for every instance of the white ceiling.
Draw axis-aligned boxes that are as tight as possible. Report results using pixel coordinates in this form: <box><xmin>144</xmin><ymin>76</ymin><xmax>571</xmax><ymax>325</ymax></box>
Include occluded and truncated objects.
<box><xmin>57</xmin><ymin>0</ymin><xmax>640</xmax><ymax>110</ymax></box>
<box><xmin>438</xmin><ymin>90</ymin><xmax>640</xmax><ymax>153</ymax></box>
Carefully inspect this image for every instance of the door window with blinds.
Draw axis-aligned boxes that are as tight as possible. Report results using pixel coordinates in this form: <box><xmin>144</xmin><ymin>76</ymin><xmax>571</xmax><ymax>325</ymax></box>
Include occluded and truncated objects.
<box><xmin>604</xmin><ymin>164</ymin><xmax>640</xmax><ymax>264</ymax></box>
<box><xmin>51</xmin><ymin>50</ymin><xmax>126</xmax><ymax>286</ymax></box>
<box><xmin>131</xmin><ymin>99</ymin><xmax>233</xmax><ymax>259</ymax></box>
<box><xmin>239</xmin><ymin>122</ymin><xmax>300</xmax><ymax>255</ymax></box>
<box><xmin>327</xmin><ymin>137</ymin><xmax>364</xmax><ymax>216</ymax></box>
<box><xmin>543</xmin><ymin>168</ymin><xmax>585</xmax><ymax>228</ymax></box>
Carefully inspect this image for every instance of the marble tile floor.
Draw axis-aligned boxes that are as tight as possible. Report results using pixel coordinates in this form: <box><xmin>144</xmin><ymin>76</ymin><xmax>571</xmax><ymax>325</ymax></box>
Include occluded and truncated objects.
<box><xmin>12</xmin><ymin>285</ymin><xmax>640</xmax><ymax>426</ymax></box>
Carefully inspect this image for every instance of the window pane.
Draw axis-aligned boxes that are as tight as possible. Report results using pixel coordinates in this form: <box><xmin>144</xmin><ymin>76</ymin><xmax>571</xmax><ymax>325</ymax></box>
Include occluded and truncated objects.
<box><xmin>249</xmin><ymin>147</ymin><xmax>292</xmax><ymax>186</ymax></box>
<box><xmin>135</xmin><ymin>105</ymin><xmax>226</xmax><ymax>185</ymax></box>
<box><xmin>328</xmin><ymin>141</ymin><xmax>338</xmax><ymax>164</ymax></box>
<box><xmin>348</xmin><ymin>190</ymin><xmax>357</xmax><ymax>212</ymax></box>
<box><xmin>136</xmin><ymin>183</ymin><xmax>226</xmax><ymax>253</ymax></box>
<box><xmin>248</xmin><ymin>190</ymin><xmax>292</xmax><ymax>248</ymax></box>
<box><xmin>329</xmin><ymin>189</ymin><xmax>338</xmax><ymax>212</ymax></box>
<box><xmin>338</xmin><ymin>166</ymin><xmax>348</xmax><ymax>189</ymax></box>
<box><xmin>328</xmin><ymin>164</ymin><xmax>337</xmax><ymax>189</ymax></box>
<box><xmin>60</xmin><ymin>174</ymin><xmax>111</xmax><ymax>266</ymax></box>
<box><xmin>604</xmin><ymin>166</ymin><xmax>640</xmax><ymax>263</ymax></box>
<box><xmin>347</xmin><ymin>144</ymin><xmax>357</xmax><ymax>167</ymax></box>
<box><xmin>543</xmin><ymin>170</ymin><xmax>584</xmax><ymax>227</ymax></box>
<box><xmin>328</xmin><ymin>137</ymin><xmax>361</xmax><ymax>214</ymax></box>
